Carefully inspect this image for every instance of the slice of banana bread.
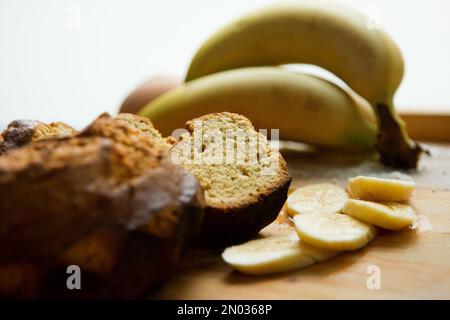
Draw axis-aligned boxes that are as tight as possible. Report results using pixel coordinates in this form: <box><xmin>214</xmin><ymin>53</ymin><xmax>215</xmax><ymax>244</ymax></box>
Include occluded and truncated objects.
<box><xmin>0</xmin><ymin>120</ymin><xmax>77</xmax><ymax>155</ymax></box>
<box><xmin>171</xmin><ymin>112</ymin><xmax>291</xmax><ymax>246</ymax></box>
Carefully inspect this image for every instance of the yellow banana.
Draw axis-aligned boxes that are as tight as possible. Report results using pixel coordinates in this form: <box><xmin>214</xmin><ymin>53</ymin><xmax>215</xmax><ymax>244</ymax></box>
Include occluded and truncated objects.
<box><xmin>139</xmin><ymin>67</ymin><xmax>377</xmax><ymax>149</ymax></box>
<box><xmin>185</xmin><ymin>1</ymin><xmax>422</xmax><ymax>168</ymax></box>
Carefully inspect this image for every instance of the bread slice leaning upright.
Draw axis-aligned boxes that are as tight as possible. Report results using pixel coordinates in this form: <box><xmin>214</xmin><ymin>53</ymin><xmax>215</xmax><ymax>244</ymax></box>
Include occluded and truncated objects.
<box><xmin>171</xmin><ymin>112</ymin><xmax>291</xmax><ymax>247</ymax></box>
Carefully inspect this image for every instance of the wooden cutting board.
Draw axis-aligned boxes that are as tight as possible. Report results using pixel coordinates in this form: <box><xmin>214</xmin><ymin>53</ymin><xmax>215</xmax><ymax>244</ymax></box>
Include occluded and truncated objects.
<box><xmin>150</xmin><ymin>141</ymin><xmax>450</xmax><ymax>300</ymax></box>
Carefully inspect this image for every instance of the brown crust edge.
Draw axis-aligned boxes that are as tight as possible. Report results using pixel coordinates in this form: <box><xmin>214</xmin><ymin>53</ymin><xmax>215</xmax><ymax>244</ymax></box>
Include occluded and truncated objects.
<box><xmin>196</xmin><ymin>176</ymin><xmax>291</xmax><ymax>248</ymax></box>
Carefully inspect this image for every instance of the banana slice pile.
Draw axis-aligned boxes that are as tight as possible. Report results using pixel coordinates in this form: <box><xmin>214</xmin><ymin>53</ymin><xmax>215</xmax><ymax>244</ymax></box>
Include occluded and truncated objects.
<box><xmin>223</xmin><ymin>176</ymin><xmax>416</xmax><ymax>275</ymax></box>
<box><xmin>344</xmin><ymin>175</ymin><xmax>416</xmax><ymax>230</ymax></box>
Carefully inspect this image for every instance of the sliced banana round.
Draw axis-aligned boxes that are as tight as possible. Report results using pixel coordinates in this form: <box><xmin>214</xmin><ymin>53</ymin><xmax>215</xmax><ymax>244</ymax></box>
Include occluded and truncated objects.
<box><xmin>293</xmin><ymin>212</ymin><xmax>377</xmax><ymax>251</ymax></box>
<box><xmin>286</xmin><ymin>183</ymin><xmax>348</xmax><ymax>216</ymax></box>
<box><xmin>343</xmin><ymin>199</ymin><xmax>416</xmax><ymax>230</ymax></box>
<box><xmin>348</xmin><ymin>175</ymin><xmax>415</xmax><ymax>202</ymax></box>
<box><xmin>222</xmin><ymin>224</ymin><xmax>337</xmax><ymax>275</ymax></box>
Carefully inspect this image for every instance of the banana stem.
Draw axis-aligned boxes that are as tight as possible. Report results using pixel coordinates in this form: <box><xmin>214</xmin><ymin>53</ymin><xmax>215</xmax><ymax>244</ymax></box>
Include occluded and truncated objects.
<box><xmin>374</xmin><ymin>101</ymin><xmax>423</xmax><ymax>169</ymax></box>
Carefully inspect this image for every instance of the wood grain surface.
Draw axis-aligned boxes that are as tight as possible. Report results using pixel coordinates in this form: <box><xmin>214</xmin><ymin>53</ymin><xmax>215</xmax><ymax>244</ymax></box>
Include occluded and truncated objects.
<box><xmin>401</xmin><ymin>113</ymin><xmax>450</xmax><ymax>142</ymax></box>
<box><xmin>150</xmin><ymin>142</ymin><xmax>450</xmax><ymax>300</ymax></box>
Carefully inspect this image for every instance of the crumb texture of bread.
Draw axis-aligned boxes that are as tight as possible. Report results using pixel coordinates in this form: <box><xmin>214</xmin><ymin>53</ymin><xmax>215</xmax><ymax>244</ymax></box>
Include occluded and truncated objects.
<box><xmin>116</xmin><ymin>113</ymin><xmax>174</xmax><ymax>148</ymax></box>
<box><xmin>79</xmin><ymin>113</ymin><xmax>166</xmax><ymax>183</ymax></box>
<box><xmin>0</xmin><ymin>120</ymin><xmax>77</xmax><ymax>155</ymax></box>
<box><xmin>171</xmin><ymin>112</ymin><xmax>291</xmax><ymax>246</ymax></box>
<box><xmin>32</xmin><ymin>121</ymin><xmax>77</xmax><ymax>141</ymax></box>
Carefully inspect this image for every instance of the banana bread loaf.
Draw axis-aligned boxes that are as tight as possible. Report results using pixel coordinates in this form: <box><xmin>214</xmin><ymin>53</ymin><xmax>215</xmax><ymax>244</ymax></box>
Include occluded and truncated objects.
<box><xmin>0</xmin><ymin>113</ymin><xmax>204</xmax><ymax>298</ymax></box>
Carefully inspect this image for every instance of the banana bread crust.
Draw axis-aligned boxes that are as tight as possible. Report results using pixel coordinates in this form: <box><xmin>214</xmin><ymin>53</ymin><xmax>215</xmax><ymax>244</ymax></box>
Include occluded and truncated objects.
<box><xmin>0</xmin><ymin>137</ymin><xmax>114</xmax><ymax>259</ymax></box>
<box><xmin>199</xmin><ymin>176</ymin><xmax>291</xmax><ymax>246</ymax></box>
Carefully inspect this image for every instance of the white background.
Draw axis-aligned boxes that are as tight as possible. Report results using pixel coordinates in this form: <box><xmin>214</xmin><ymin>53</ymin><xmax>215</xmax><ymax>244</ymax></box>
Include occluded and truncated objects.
<box><xmin>1</xmin><ymin>0</ymin><xmax>450</xmax><ymax>129</ymax></box>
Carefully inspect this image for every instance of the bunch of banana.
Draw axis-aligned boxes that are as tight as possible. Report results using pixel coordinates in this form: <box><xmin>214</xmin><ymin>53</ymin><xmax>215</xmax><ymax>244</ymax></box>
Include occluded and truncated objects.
<box><xmin>344</xmin><ymin>175</ymin><xmax>417</xmax><ymax>230</ymax></box>
<box><xmin>140</xmin><ymin>0</ymin><xmax>422</xmax><ymax>168</ymax></box>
